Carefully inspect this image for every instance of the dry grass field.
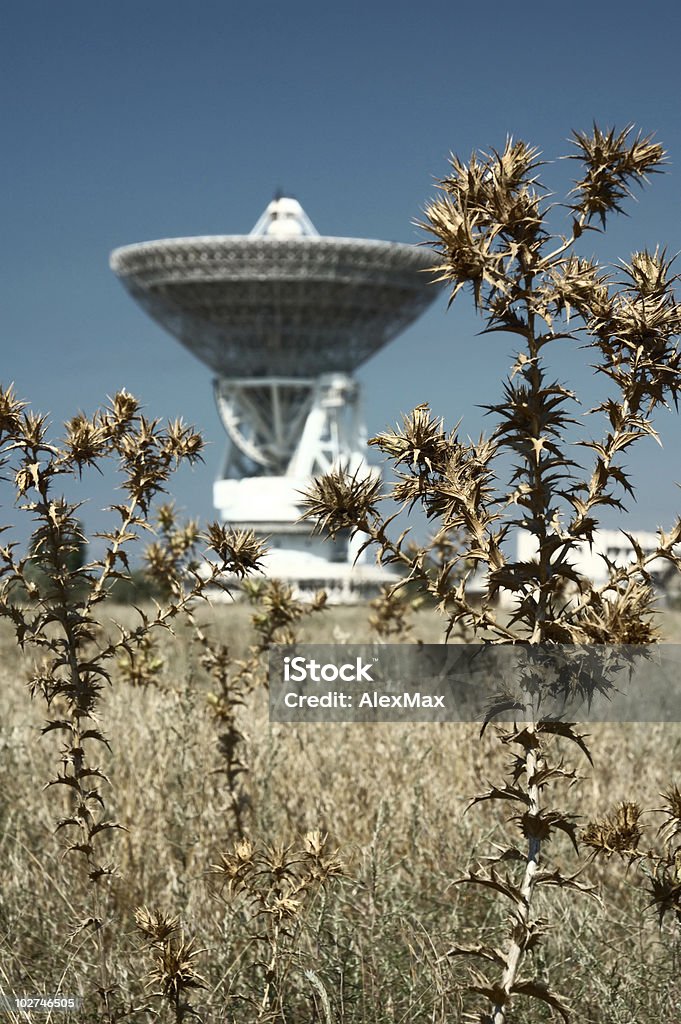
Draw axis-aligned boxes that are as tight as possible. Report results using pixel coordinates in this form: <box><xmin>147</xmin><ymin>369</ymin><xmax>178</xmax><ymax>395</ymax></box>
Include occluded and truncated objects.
<box><xmin>4</xmin><ymin>126</ymin><xmax>681</xmax><ymax>1022</ymax></box>
<box><xmin>1</xmin><ymin>601</ymin><xmax>680</xmax><ymax>1023</ymax></box>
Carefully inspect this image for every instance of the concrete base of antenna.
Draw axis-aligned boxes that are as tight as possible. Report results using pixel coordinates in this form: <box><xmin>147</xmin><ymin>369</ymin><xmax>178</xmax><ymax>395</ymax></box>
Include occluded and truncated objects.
<box><xmin>212</xmin><ymin>369</ymin><xmax>396</xmax><ymax>601</ymax></box>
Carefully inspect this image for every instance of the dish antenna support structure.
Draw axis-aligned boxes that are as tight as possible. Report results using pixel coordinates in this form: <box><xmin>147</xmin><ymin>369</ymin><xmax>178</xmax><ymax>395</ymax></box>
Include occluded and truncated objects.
<box><xmin>110</xmin><ymin>197</ymin><xmax>437</xmax><ymax>591</ymax></box>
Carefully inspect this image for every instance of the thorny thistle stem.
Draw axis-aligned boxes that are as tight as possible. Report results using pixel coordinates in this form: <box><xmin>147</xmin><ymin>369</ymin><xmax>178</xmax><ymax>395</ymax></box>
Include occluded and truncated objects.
<box><xmin>0</xmin><ymin>389</ymin><xmax>265</xmax><ymax>1021</ymax></box>
<box><xmin>143</xmin><ymin>503</ymin><xmax>328</xmax><ymax>838</ymax></box>
<box><xmin>210</xmin><ymin>832</ymin><xmax>343</xmax><ymax>1020</ymax></box>
<box><xmin>302</xmin><ymin>125</ymin><xmax>680</xmax><ymax>1022</ymax></box>
<box><xmin>135</xmin><ymin>907</ymin><xmax>207</xmax><ymax>1022</ymax></box>
<box><xmin>584</xmin><ymin>789</ymin><xmax>681</xmax><ymax>927</ymax></box>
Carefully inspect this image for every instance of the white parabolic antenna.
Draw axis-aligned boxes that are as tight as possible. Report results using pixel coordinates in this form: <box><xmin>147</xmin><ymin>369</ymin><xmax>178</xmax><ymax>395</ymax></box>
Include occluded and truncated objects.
<box><xmin>110</xmin><ymin>196</ymin><xmax>438</xmax><ymax>600</ymax></box>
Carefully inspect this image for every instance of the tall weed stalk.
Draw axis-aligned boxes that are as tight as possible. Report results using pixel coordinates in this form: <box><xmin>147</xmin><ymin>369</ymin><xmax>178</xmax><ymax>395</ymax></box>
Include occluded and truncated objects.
<box><xmin>302</xmin><ymin>125</ymin><xmax>681</xmax><ymax>1021</ymax></box>
<box><xmin>0</xmin><ymin>389</ymin><xmax>265</xmax><ymax>1019</ymax></box>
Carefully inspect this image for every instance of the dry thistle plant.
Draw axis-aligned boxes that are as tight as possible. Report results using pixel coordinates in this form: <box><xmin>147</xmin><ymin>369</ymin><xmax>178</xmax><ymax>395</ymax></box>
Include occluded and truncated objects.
<box><xmin>0</xmin><ymin>388</ymin><xmax>265</xmax><ymax>1021</ymax></box>
<box><xmin>116</xmin><ymin>630</ymin><xmax>165</xmax><ymax>689</ymax></box>
<box><xmin>195</xmin><ymin>623</ymin><xmax>251</xmax><ymax>837</ymax></box>
<box><xmin>210</xmin><ymin>831</ymin><xmax>343</xmax><ymax>1021</ymax></box>
<box><xmin>302</xmin><ymin>125</ymin><xmax>681</xmax><ymax>1022</ymax></box>
<box><xmin>368</xmin><ymin>532</ymin><xmax>477</xmax><ymax>641</ymax></box>
<box><xmin>243</xmin><ymin>576</ymin><xmax>327</xmax><ymax>650</ymax></box>
<box><xmin>368</xmin><ymin>583</ymin><xmax>415</xmax><ymax>640</ymax></box>
<box><xmin>196</xmin><ymin>580</ymin><xmax>327</xmax><ymax>836</ymax></box>
<box><xmin>142</xmin><ymin>503</ymin><xmax>328</xmax><ymax>838</ymax></box>
<box><xmin>134</xmin><ymin>906</ymin><xmax>207</xmax><ymax>1022</ymax></box>
<box><xmin>584</xmin><ymin>788</ymin><xmax>681</xmax><ymax>926</ymax></box>
<box><xmin>144</xmin><ymin>504</ymin><xmax>268</xmax><ymax>836</ymax></box>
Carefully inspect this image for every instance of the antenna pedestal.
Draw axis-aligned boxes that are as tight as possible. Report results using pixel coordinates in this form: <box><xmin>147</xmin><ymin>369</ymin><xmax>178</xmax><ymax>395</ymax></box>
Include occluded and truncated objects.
<box><xmin>213</xmin><ymin>372</ymin><xmax>373</xmax><ymax>566</ymax></box>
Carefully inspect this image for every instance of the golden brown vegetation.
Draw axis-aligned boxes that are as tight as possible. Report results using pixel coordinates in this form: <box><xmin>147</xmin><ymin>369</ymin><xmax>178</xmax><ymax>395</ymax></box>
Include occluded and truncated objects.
<box><xmin>1</xmin><ymin>606</ymin><xmax>681</xmax><ymax>1023</ymax></box>
<box><xmin>301</xmin><ymin>125</ymin><xmax>681</xmax><ymax>1022</ymax></box>
<box><xmin>2</xmin><ymin>122</ymin><xmax>681</xmax><ymax>1024</ymax></box>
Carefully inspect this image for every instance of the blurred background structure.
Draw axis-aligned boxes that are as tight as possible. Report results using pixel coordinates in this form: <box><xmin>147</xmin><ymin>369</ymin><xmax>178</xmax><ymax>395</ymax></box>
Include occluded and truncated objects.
<box><xmin>111</xmin><ymin>196</ymin><xmax>437</xmax><ymax>598</ymax></box>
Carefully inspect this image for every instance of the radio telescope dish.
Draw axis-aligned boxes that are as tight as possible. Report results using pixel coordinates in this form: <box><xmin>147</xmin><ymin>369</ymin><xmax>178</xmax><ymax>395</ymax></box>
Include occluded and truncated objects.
<box><xmin>110</xmin><ymin>197</ymin><xmax>436</xmax><ymax>378</ymax></box>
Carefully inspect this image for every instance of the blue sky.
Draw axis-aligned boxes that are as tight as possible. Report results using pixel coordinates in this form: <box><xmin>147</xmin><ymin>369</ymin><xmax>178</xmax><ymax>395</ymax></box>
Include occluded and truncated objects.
<box><xmin>2</xmin><ymin>1</ymin><xmax>681</xmax><ymax>553</ymax></box>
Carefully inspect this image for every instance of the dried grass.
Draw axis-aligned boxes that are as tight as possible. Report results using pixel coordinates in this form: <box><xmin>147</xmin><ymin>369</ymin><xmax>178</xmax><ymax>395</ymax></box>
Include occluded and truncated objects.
<box><xmin>1</xmin><ymin>608</ymin><xmax>680</xmax><ymax>1022</ymax></box>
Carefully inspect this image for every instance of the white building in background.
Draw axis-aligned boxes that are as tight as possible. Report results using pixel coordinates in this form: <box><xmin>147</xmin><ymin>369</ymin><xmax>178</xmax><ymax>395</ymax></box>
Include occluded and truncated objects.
<box><xmin>514</xmin><ymin>528</ymin><xmax>678</xmax><ymax>597</ymax></box>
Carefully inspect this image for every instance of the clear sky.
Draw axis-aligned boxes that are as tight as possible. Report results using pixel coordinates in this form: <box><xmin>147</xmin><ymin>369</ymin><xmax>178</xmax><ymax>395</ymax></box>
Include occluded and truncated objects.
<box><xmin>3</xmin><ymin>1</ymin><xmax>681</xmax><ymax>553</ymax></box>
